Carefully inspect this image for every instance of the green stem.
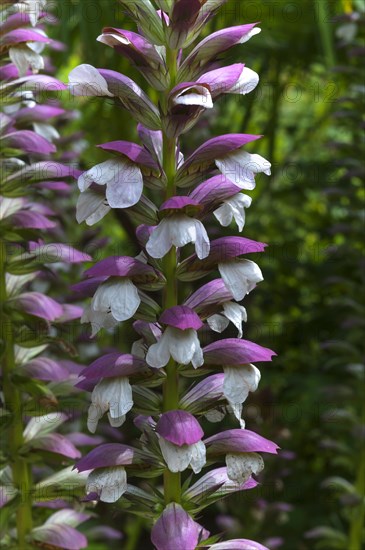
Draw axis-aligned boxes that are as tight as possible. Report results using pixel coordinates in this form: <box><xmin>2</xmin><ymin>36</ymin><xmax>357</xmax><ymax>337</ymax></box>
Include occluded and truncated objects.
<box><xmin>161</xmin><ymin>47</ymin><xmax>181</xmax><ymax>504</ymax></box>
<box><xmin>0</xmin><ymin>240</ymin><xmax>33</xmax><ymax>548</ymax></box>
<box><xmin>317</xmin><ymin>0</ymin><xmax>336</xmax><ymax>68</ymax></box>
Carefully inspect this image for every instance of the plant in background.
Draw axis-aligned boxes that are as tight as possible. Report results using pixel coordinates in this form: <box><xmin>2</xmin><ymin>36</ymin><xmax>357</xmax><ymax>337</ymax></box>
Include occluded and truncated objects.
<box><xmin>0</xmin><ymin>4</ymin><xmax>94</xmax><ymax>549</ymax></box>
<box><xmin>70</xmin><ymin>0</ymin><xmax>277</xmax><ymax>548</ymax></box>
<box><xmin>305</xmin><ymin>6</ymin><xmax>365</xmax><ymax>550</ymax></box>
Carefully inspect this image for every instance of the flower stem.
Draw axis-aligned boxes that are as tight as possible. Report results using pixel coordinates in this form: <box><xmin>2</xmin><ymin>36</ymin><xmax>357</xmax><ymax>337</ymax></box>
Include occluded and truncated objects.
<box><xmin>161</xmin><ymin>47</ymin><xmax>181</xmax><ymax>504</ymax></box>
<box><xmin>0</xmin><ymin>240</ymin><xmax>33</xmax><ymax>547</ymax></box>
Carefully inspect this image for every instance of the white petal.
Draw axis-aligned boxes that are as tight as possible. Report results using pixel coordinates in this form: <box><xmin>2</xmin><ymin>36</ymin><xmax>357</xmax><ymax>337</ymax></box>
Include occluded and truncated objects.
<box><xmin>158</xmin><ymin>438</ymin><xmax>193</xmax><ymax>473</ymax></box>
<box><xmin>9</xmin><ymin>46</ymin><xmax>44</xmax><ymax>77</ymax></box>
<box><xmin>222</xmin><ymin>301</ymin><xmax>247</xmax><ymax>338</ymax></box>
<box><xmin>207</xmin><ymin>314</ymin><xmax>230</xmax><ymax>334</ymax></box>
<box><xmin>33</xmin><ymin>122</ymin><xmax>60</xmax><ymax>142</ymax></box>
<box><xmin>226</xmin><ymin>452</ymin><xmax>264</xmax><ymax>483</ymax></box>
<box><xmin>219</xmin><ymin>260</ymin><xmax>263</xmax><ymax>301</ymax></box>
<box><xmin>147</xmin><ymin>216</ymin><xmax>209</xmax><ymax>259</ymax></box>
<box><xmin>92</xmin><ymin>279</ymin><xmax>140</xmax><ymax>322</ymax></box>
<box><xmin>87</xmin><ymin>403</ymin><xmax>103</xmax><ymax>434</ymax></box>
<box><xmin>168</xmin><ymin>327</ymin><xmax>203</xmax><ymax>367</ymax></box>
<box><xmin>76</xmin><ymin>190</ymin><xmax>110</xmax><ymax>225</ymax></box>
<box><xmin>229</xmin><ymin>67</ymin><xmax>259</xmax><ymax>95</ymax></box>
<box><xmin>131</xmin><ymin>339</ymin><xmax>146</xmax><ymax>358</ymax></box>
<box><xmin>205</xmin><ymin>409</ymin><xmax>226</xmax><ymax>423</ymax></box>
<box><xmin>193</xmin><ymin>219</ymin><xmax>210</xmax><ymax>259</ymax></box>
<box><xmin>173</xmin><ymin>85</ymin><xmax>213</xmax><ymax>109</ymax></box>
<box><xmin>105</xmin><ymin>161</ymin><xmax>143</xmax><ymax>209</ymax></box>
<box><xmin>214</xmin><ymin>202</ymin><xmax>234</xmax><ymax>228</ymax></box>
<box><xmin>190</xmin><ymin>441</ymin><xmax>206</xmax><ymax>474</ymax></box>
<box><xmin>97</xmin><ymin>33</ymin><xmax>130</xmax><ymax>47</ymax></box>
<box><xmin>88</xmin><ymin>378</ymin><xmax>133</xmax><ymax>432</ymax></box>
<box><xmin>86</xmin><ymin>467</ymin><xmax>127</xmax><ymax>503</ymax></box>
<box><xmin>68</xmin><ymin>64</ymin><xmax>114</xmax><ymax>97</ymax></box>
<box><xmin>215</xmin><ymin>151</ymin><xmax>271</xmax><ymax>189</ymax></box>
<box><xmin>239</xmin><ymin>27</ymin><xmax>262</xmax><ymax>44</ymax></box>
<box><xmin>227</xmin><ymin>402</ymin><xmax>245</xmax><ymax>427</ymax></box>
<box><xmin>223</xmin><ymin>364</ymin><xmax>261</xmax><ymax>407</ymax></box>
<box><xmin>214</xmin><ymin>193</ymin><xmax>252</xmax><ymax>232</ymax></box>
<box><xmin>146</xmin><ymin>331</ymin><xmax>171</xmax><ymax>368</ymax></box>
<box><xmin>81</xmin><ymin>306</ymin><xmax>117</xmax><ymax>337</ymax></box>
<box><xmin>146</xmin><ymin>219</ymin><xmax>175</xmax><ymax>258</ymax></box>
<box><xmin>108</xmin><ymin>413</ymin><xmax>126</xmax><ymax>428</ymax></box>
<box><xmin>191</xmin><ymin>338</ymin><xmax>204</xmax><ymax>368</ymax></box>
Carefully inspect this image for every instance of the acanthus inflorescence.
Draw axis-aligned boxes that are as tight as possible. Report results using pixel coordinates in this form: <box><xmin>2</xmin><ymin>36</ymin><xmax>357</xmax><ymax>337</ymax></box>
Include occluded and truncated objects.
<box><xmin>0</xmin><ymin>3</ymin><xmax>99</xmax><ymax>549</ymax></box>
<box><xmin>70</xmin><ymin>1</ymin><xmax>277</xmax><ymax>548</ymax></box>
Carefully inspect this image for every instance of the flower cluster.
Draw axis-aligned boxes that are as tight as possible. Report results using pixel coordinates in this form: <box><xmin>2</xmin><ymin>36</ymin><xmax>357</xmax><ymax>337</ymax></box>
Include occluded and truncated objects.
<box><xmin>70</xmin><ymin>1</ymin><xmax>277</xmax><ymax>548</ymax></box>
<box><xmin>0</xmin><ymin>4</ymin><xmax>96</xmax><ymax>549</ymax></box>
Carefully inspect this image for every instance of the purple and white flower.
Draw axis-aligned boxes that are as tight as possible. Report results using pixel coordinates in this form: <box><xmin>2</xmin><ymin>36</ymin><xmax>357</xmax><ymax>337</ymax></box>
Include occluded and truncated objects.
<box><xmin>146</xmin><ymin>197</ymin><xmax>210</xmax><ymax>259</ymax></box>
<box><xmin>156</xmin><ymin>411</ymin><xmax>206</xmax><ymax>473</ymax></box>
<box><xmin>146</xmin><ymin>306</ymin><xmax>204</xmax><ymax>368</ymax></box>
<box><xmin>151</xmin><ymin>503</ymin><xmax>208</xmax><ymax>550</ymax></box>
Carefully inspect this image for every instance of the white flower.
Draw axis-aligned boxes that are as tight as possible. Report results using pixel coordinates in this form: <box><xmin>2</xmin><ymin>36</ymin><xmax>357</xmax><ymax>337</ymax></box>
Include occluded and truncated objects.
<box><xmin>76</xmin><ymin>189</ymin><xmax>110</xmax><ymax>226</ymax></box>
<box><xmin>215</xmin><ymin>151</ymin><xmax>271</xmax><ymax>190</ymax></box>
<box><xmin>158</xmin><ymin>438</ymin><xmax>206</xmax><ymax>474</ymax></box>
<box><xmin>15</xmin><ymin>0</ymin><xmax>47</xmax><ymax>26</ymax></box>
<box><xmin>223</xmin><ymin>364</ymin><xmax>261</xmax><ymax>412</ymax></box>
<box><xmin>86</xmin><ymin>466</ymin><xmax>127</xmax><ymax>503</ymax></box>
<box><xmin>87</xmin><ymin>377</ymin><xmax>133</xmax><ymax>433</ymax></box>
<box><xmin>226</xmin><ymin>452</ymin><xmax>264</xmax><ymax>483</ymax></box>
<box><xmin>228</xmin><ymin>67</ymin><xmax>259</xmax><ymax>95</ymax></box>
<box><xmin>172</xmin><ymin>84</ymin><xmax>213</xmax><ymax>109</ymax></box>
<box><xmin>78</xmin><ymin>159</ymin><xmax>143</xmax><ymax>209</ymax></box>
<box><xmin>81</xmin><ymin>306</ymin><xmax>118</xmax><ymax>337</ymax></box>
<box><xmin>33</xmin><ymin>122</ymin><xmax>60</xmax><ymax>142</ymax></box>
<box><xmin>146</xmin><ymin>327</ymin><xmax>203</xmax><ymax>369</ymax></box>
<box><xmin>146</xmin><ymin>215</ymin><xmax>210</xmax><ymax>260</ymax></box>
<box><xmin>91</xmin><ymin>279</ymin><xmax>141</xmax><ymax>323</ymax></box>
<box><xmin>208</xmin><ymin>301</ymin><xmax>247</xmax><ymax>338</ymax></box>
<box><xmin>68</xmin><ymin>64</ymin><xmax>114</xmax><ymax>97</ymax></box>
<box><xmin>214</xmin><ymin>193</ymin><xmax>252</xmax><ymax>232</ymax></box>
<box><xmin>9</xmin><ymin>45</ymin><xmax>44</xmax><ymax>77</ymax></box>
<box><xmin>218</xmin><ymin>259</ymin><xmax>263</xmax><ymax>301</ymax></box>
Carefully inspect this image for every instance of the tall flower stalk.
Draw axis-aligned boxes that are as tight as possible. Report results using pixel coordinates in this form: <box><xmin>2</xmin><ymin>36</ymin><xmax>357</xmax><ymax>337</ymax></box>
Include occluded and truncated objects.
<box><xmin>0</xmin><ymin>4</ymin><xmax>92</xmax><ymax>549</ymax></box>
<box><xmin>71</xmin><ymin>1</ymin><xmax>276</xmax><ymax>547</ymax></box>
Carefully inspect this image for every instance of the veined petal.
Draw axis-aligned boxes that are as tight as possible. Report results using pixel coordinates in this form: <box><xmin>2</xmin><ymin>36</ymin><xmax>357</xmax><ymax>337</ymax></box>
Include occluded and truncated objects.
<box><xmin>223</xmin><ymin>301</ymin><xmax>248</xmax><ymax>338</ymax></box>
<box><xmin>91</xmin><ymin>279</ymin><xmax>140</xmax><ymax>322</ymax></box>
<box><xmin>78</xmin><ymin>159</ymin><xmax>143</xmax><ymax>209</ymax></box>
<box><xmin>151</xmin><ymin>503</ymin><xmax>203</xmax><ymax>550</ymax></box>
<box><xmin>86</xmin><ymin>467</ymin><xmax>127</xmax><ymax>503</ymax></box>
<box><xmin>69</xmin><ymin>64</ymin><xmax>114</xmax><ymax>97</ymax></box>
<box><xmin>158</xmin><ymin>437</ymin><xmax>193</xmax><ymax>472</ymax></box>
<box><xmin>146</xmin><ymin>330</ymin><xmax>171</xmax><ymax>368</ymax></box>
<box><xmin>223</xmin><ymin>364</ymin><xmax>261</xmax><ymax>407</ymax></box>
<box><xmin>146</xmin><ymin>215</ymin><xmax>210</xmax><ymax>259</ymax></box>
<box><xmin>226</xmin><ymin>452</ymin><xmax>264</xmax><ymax>483</ymax></box>
<box><xmin>207</xmin><ymin>313</ymin><xmax>230</xmax><ymax>333</ymax></box>
<box><xmin>219</xmin><ymin>260</ymin><xmax>263</xmax><ymax>301</ymax></box>
<box><xmin>88</xmin><ymin>378</ymin><xmax>133</xmax><ymax>433</ymax></box>
<box><xmin>168</xmin><ymin>327</ymin><xmax>203</xmax><ymax>367</ymax></box>
<box><xmin>9</xmin><ymin>45</ymin><xmax>44</xmax><ymax>77</ymax></box>
<box><xmin>216</xmin><ymin>151</ymin><xmax>271</xmax><ymax>189</ymax></box>
<box><xmin>81</xmin><ymin>306</ymin><xmax>118</xmax><ymax>337</ymax></box>
<box><xmin>214</xmin><ymin>193</ymin><xmax>252</xmax><ymax>232</ymax></box>
<box><xmin>76</xmin><ymin>190</ymin><xmax>110</xmax><ymax>225</ymax></box>
<box><xmin>190</xmin><ymin>441</ymin><xmax>206</xmax><ymax>474</ymax></box>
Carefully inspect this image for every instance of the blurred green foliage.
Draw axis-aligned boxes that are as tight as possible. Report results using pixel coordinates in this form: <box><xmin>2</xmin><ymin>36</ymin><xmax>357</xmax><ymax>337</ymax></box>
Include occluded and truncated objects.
<box><xmin>46</xmin><ymin>0</ymin><xmax>364</xmax><ymax>548</ymax></box>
